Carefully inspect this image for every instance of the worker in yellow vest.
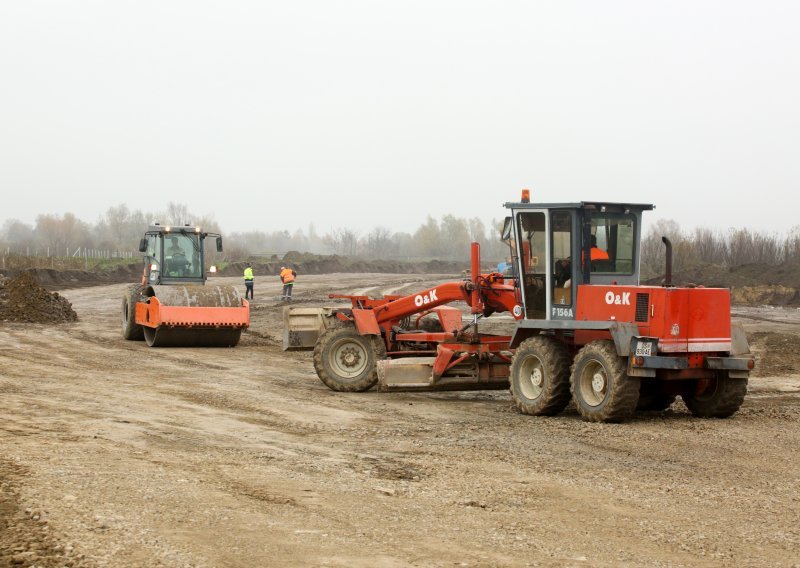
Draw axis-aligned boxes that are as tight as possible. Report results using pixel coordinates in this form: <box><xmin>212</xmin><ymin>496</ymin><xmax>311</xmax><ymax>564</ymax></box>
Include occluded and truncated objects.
<box><xmin>279</xmin><ymin>266</ymin><xmax>296</xmax><ymax>302</ymax></box>
<box><xmin>243</xmin><ymin>263</ymin><xmax>254</xmax><ymax>300</ymax></box>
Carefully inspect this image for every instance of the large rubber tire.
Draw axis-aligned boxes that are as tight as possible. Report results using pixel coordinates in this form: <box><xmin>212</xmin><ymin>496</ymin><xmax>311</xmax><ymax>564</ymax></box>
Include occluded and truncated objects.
<box><xmin>683</xmin><ymin>374</ymin><xmax>748</xmax><ymax>418</ymax></box>
<box><xmin>570</xmin><ymin>340</ymin><xmax>640</xmax><ymax>423</ymax></box>
<box><xmin>122</xmin><ymin>285</ymin><xmax>144</xmax><ymax>341</ymax></box>
<box><xmin>636</xmin><ymin>383</ymin><xmax>677</xmax><ymax>411</ymax></box>
<box><xmin>313</xmin><ymin>323</ymin><xmax>386</xmax><ymax>392</ymax></box>
<box><xmin>509</xmin><ymin>336</ymin><xmax>572</xmax><ymax>416</ymax></box>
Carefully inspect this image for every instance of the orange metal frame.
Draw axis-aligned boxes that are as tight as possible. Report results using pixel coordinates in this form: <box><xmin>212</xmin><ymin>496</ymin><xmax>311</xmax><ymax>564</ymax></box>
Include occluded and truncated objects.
<box><xmin>329</xmin><ymin>244</ymin><xmax>521</xmax><ymax>377</ymax></box>
<box><xmin>135</xmin><ymin>297</ymin><xmax>250</xmax><ymax>329</ymax></box>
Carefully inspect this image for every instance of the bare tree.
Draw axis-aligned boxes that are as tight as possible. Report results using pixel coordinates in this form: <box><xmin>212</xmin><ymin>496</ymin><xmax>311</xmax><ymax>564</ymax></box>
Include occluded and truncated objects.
<box><xmin>413</xmin><ymin>216</ymin><xmax>442</xmax><ymax>258</ymax></box>
<box><xmin>640</xmin><ymin>219</ymin><xmax>685</xmax><ymax>277</ymax></box>
<box><xmin>1</xmin><ymin>220</ymin><xmax>34</xmax><ymax>246</ymax></box>
<box><xmin>35</xmin><ymin>213</ymin><xmax>91</xmax><ymax>254</ymax></box>
<box><xmin>364</xmin><ymin>227</ymin><xmax>393</xmax><ymax>258</ymax></box>
<box><xmin>164</xmin><ymin>202</ymin><xmax>191</xmax><ymax>225</ymax></box>
<box><xmin>440</xmin><ymin>215</ymin><xmax>471</xmax><ymax>260</ymax></box>
<box><xmin>326</xmin><ymin>228</ymin><xmax>359</xmax><ymax>256</ymax></box>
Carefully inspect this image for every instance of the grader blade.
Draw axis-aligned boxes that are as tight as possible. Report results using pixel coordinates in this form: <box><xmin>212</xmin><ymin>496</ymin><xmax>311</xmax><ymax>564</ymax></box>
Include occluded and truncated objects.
<box><xmin>377</xmin><ymin>357</ymin><xmax>438</xmax><ymax>391</ymax></box>
<box><xmin>283</xmin><ymin>307</ymin><xmax>336</xmax><ymax>351</ymax></box>
<box><xmin>377</xmin><ymin>356</ymin><xmax>510</xmax><ymax>392</ymax></box>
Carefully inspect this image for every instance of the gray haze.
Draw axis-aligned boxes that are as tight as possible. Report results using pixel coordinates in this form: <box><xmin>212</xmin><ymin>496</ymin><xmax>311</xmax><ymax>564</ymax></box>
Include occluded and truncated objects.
<box><xmin>1</xmin><ymin>1</ymin><xmax>798</xmax><ymax>236</ymax></box>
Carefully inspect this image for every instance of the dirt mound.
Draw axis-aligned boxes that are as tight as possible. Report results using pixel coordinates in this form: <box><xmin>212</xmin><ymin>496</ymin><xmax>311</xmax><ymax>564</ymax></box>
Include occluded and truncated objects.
<box><xmin>0</xmin><ymin>263</ymin><xmax>142</xmax><ymax>291</ymax></box>
<box><xmin>643</xmin><ymin>261</ymin><xmax>800</xmax><ymax>306</ymax></box>
<box><xmin>0</xmin><ymin>272</ymin><xmax>78</xmax><ymax>323</ymax></box>
<box><xmin>731</xmin><ymin>285</ymin><xmax>800</xmax><ymax>306</ymax></box>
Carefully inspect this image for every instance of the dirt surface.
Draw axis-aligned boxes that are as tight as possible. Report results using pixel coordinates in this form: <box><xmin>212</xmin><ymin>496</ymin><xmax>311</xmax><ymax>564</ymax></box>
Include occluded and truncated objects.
<box><xmin>1</xmin><ymin>274</ymin><xmax>799</xmax><ymax>567</ymax></box>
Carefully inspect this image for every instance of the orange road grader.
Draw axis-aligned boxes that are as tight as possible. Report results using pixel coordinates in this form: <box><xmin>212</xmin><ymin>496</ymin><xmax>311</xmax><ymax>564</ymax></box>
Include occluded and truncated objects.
<box><xmin>121</xmin><ymin>223</ymin><xmax>249</xmax><ymax>347</ymax></box>
<box><xmin>289</xmin><ymin>191</ymin><xmax>755</xmax><ymax>422</ymax></box>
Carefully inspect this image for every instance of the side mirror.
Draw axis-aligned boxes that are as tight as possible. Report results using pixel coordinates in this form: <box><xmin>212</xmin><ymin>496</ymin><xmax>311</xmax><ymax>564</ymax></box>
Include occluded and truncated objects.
<box><xmin>501</xmin><ymin>216</ymin><xmax>513</xmax><ymax>241</ymax></box>
<box><xmin>216</xmin><ymin>237</ymin><xmax>223</xmax><ymax>252</ymax></box>
<box><xmin>138</xmin><ymin>238</ymin><xmax>148</xmax><ymax>253</ymax></box>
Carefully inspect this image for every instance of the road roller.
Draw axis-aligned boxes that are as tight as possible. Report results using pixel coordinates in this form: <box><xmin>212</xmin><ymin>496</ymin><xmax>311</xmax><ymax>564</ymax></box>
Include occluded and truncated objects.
<box><xmin>121</xmin><ymin>223</ymin><xmax>249</xmax><ymax>347</ymax></box>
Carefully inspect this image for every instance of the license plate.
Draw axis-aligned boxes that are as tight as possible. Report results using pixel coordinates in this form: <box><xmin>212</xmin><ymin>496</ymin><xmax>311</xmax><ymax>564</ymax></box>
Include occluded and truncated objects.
<box><xmin>635</xmin><ymin>341</ymin><xmax>653</xmax><ymax>357</ymax></box>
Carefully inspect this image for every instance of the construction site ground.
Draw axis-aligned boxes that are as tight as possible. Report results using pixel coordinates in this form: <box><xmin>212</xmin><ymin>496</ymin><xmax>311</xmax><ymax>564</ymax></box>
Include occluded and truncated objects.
<box><xmin>1</xmin><ymin>274</ymin><xmax>799</xmax><ymax>567</ymax></box>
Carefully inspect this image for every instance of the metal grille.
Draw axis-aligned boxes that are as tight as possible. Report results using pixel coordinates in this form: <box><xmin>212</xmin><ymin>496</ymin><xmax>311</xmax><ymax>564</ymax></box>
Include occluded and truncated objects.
<box><xmin>635</xmin><ymin>293</ymin><xmax>650</xmax><ymax>322</ymax></box>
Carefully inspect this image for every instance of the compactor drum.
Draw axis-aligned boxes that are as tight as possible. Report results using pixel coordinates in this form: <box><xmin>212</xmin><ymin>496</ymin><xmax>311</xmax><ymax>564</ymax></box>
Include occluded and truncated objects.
<box><xmin>122</xmin><ymin>224</ymin><xmax>249</xmax><ymax>347</ymax></box>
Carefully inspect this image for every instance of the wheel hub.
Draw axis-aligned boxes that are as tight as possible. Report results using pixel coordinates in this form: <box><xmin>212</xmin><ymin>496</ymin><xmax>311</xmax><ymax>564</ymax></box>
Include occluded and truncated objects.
<box><xmin>340</xmin><ymin>347</ymin><xmax>362</xmax><ymax>368</ymax></box>
<box><xmin>592</xmin><ymin>372</ymin><xmax>606</xmax><ymax>393</ymax></box>
<box><xmin>531</xmin><ymin>368</ymin><xmax>543</xmax><ymax>387</ymax></box>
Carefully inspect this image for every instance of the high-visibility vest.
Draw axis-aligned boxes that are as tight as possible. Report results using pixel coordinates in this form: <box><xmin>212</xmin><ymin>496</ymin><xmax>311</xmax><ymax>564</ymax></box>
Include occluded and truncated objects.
<box><xmin>280</xmin><ymin>268</ymin><xmax>295</xmax><ymax>284</ymax></box>
<box><xmin>580</xmin><ymin>247</ymin><xmax>610</xmax><ymax>263</ymax></box>
<box><xmin>244</xmin><ymin>267</ymin><xmax>254</xmax><ymax>280</ymax></box>
<box><xmin>590</xmin><ymin>247</ymin><xmax>609</xmax><ymax>261</ymax></box>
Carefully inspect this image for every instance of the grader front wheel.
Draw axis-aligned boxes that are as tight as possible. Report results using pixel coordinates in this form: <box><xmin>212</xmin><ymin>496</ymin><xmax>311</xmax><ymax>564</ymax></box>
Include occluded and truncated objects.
<box><xmin>313</xmin><ymin>323</ymin><xmax>386</xmax><ymax>392</ymax></box>
<box><xmin>570</xmin><ymin>341</ymin><xmax>640</xmax><ymax>423</ymax></box>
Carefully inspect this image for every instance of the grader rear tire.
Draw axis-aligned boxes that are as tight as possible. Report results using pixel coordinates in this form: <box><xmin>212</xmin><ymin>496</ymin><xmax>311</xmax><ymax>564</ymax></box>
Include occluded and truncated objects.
<box><xmin>570</xmin><ymin>340</ymin><xmax>640</xmax><ymax>423</ymax></box>
<box><xmin>313</xmin><ymin>322</ymin><xmax>386</xmax><ymax>392</ymax></box>
<box><xmin>683</xmin><ymin>373</ymin><xmax>747</xmax><ymax>418</ymax></box>
<box><xmin>122</xmin><ymin>285</ymin><xmax>144</xmax><ymax>341</ymax></box>
<box><xmin>509</xmin><ymin>336</ymin><xmax>571</xmax><ymax>416</ymax></box>
<box><xmin>636</xmin><ymin>384</ymin><xmax>677</xmax><ymax>411</ymax></box>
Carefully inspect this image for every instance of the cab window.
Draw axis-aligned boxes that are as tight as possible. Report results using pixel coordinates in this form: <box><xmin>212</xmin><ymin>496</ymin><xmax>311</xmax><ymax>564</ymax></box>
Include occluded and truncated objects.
<box><xmin>590</xmin><ymin>213</ymin><xmax>636</xmax><ymax>274</ymax></box>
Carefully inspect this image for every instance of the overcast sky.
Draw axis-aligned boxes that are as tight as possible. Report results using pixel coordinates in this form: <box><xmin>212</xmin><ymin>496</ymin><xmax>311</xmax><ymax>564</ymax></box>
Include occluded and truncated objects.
<box><xmin>1</xmin><ymin>1</ymin><xmax>798</xmax><ymax>237</ymax></box>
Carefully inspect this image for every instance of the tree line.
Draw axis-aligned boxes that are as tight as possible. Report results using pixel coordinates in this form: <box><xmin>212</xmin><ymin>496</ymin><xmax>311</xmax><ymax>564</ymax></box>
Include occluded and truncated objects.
<box><xmin>640</xmin><ymin>219</ymin><xmax>800</xmax><ymax>278</ymax></box>
<box><xmin>3</xmin><ymin>204</ymin><xmax>799</xmax><ymax>270</ymax></box>
<box><xmin>0</xmin><ymin>203</ymin><xmax>509</xmax><ymax>262</ymax></box>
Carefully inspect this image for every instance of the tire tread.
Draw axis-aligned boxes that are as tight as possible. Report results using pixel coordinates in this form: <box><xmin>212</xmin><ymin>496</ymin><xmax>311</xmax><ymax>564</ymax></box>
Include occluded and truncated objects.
<box><xmin>510</xmin><ymin>336</ymin><xmax>572</xmax><ymax>416</ymax></box>
<box><xmin>570</xmin><ymin>340</ymin><xmax>640</xmax><ymax>423</ymax></box>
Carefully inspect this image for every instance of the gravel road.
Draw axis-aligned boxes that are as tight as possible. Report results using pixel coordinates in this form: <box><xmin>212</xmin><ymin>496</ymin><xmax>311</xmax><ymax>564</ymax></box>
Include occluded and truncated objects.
<box><xmin>1</xmin><ymin>274</ymin><xmax>798</xmax><ymax>567</ymax></box>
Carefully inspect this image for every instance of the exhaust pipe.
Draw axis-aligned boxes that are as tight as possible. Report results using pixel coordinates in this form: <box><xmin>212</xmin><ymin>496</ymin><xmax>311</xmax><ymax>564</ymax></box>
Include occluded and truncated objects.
<box><xmin>662</xmin><ymin>236</ymin><xmax>673</xmax><ymax>287</ymax></box>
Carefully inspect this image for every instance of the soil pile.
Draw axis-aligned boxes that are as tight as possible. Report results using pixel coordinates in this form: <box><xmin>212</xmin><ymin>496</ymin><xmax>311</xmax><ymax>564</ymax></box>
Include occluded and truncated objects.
<box><xmin>0</xmin><ymin>272</ymin><xmax>78</xmax><ymax>323</ymax></box>
<box><xmin>643</xmin><ymin>261</ymin><xmax>800</xmax><ymax>306</ymax></box>
<box><xmin>0</xmin><ymin>263</ymin><xmax>143</xmax><ymax>290</ymax></box>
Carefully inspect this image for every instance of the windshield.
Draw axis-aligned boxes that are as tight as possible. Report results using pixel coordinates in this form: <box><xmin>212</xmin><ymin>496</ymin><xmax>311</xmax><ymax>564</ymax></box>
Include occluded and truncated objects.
<box><xmin>163</xmin><ymin>233</ymin><xmax>202</xmax><ymax>278</ymax></box>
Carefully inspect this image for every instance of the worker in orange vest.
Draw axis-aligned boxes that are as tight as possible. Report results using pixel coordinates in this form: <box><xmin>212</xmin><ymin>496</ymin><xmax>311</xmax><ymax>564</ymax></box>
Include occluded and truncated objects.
<box><xmin>279</xmin><ymin>266</ymin><xmax>296</xmax><ymax>302</ymax></box>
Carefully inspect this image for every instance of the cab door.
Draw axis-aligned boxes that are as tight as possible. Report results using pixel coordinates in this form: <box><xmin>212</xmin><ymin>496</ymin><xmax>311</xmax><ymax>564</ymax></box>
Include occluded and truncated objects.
<box><xmin>144</xmin><ymin>235</ymin><xmax>162</xmax><ymax>285</ymax></box>
<box><xmin>514</xmin><ymin>210</ymin><xmax>549</xmax><ymax>320</ymax></box>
